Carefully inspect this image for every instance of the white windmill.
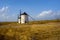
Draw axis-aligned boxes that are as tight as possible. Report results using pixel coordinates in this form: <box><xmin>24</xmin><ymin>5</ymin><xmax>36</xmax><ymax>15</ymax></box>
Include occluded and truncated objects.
<box><xmin>18</xmin><ymin>10</ymin><xmax>35</xmax><ymax>24</ymax></box>
<box><xmin>18</xmin><ymin>10</ymin><xmax>28</xmax><ymax>24</ymax></box>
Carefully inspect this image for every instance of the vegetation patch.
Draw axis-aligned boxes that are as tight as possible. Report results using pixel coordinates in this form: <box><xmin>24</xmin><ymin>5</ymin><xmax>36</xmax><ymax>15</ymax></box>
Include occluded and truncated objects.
<box><xmin>0</xmin><ymin>20</ymin><xmax>60</xmax><ymax>40</ymax></box>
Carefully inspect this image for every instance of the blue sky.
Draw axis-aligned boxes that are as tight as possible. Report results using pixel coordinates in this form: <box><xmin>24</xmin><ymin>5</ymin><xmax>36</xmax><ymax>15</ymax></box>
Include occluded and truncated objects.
<box><xmin>0</xmin><ymin>0</ymin><xmax>60</xmax><ymax>21</ymax></box>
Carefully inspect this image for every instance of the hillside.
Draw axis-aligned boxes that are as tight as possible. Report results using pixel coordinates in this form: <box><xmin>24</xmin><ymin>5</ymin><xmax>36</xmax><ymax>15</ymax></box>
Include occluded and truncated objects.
<box><xmin>0</xmin><ymin>20</ymin><xmax>60</xmax><ymax>40</ymax></box>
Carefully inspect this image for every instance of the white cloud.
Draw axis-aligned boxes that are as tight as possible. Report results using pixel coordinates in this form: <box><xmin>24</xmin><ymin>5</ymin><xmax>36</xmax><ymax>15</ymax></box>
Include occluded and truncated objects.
<box><xmin>0</xmin><ymin>7</ymin><xmax>5</xmax><ymax>12</ymax></box>
<box><xmin>37</xmin><ymin>10</ymin><xmax>53</xmax><ymax>17</ymax></box>
<box><xmin>0</xmin><ymin>6</ymin><xmax>8</xmax><ymax>17</ymax></box>
<box><xmin>0</xmin><ymin>6</ymin><xmax>17</xmax><ymax>21</ymax></box>
<box><xmin>0</xmin><ymin>6</ymin><xmax>8</xmax><ymax>12</ymax></box>
<box><xmin>0</xmin><ymin>6</ymin><xmax>9</xmax><ymax>21</ymax></box>
<box><xmin>37</xmin><ymin>10</ymin><xmax>60</xmax><ymax>20</ymax></box>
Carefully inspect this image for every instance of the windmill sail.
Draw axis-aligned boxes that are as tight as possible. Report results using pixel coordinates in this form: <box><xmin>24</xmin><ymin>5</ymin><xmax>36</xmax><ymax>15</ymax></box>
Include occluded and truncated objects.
<box><xmin>28</xmin><ymin>14</ymin><xmax>35</xmax><ymax>21</ymax></box>
<box><xmin>20</xmin><ymin>10</ymin><xmax>21</xmax><ymax>23</ymax></box>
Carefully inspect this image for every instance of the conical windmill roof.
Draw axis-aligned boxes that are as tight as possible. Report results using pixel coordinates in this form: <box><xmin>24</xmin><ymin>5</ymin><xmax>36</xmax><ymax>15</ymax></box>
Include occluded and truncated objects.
<box><xmin>21</xmin><ymin>12</ymin><xmax>28</xmax><ymax>15</ymax></box>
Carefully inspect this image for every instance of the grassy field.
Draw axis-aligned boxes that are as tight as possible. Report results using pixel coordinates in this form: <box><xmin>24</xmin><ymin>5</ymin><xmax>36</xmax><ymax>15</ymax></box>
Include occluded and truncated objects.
<box><xmin>0</xmin><ymin>20</ymin><xmax>60</xmax><ymax>40</ymax></box>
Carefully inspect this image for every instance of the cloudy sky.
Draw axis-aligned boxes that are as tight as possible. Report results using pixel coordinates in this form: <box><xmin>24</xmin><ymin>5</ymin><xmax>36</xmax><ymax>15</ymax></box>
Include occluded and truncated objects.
<box><xmin>0</xmin><ymin>0</ymin><xmax>60</xmax><ymax>21</ymax></box>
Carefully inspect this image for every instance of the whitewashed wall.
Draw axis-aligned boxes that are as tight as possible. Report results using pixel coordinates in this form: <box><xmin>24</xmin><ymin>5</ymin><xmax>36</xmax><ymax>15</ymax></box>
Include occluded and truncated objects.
<box><xmin>18</xmin><ymin>19</ymin><xmax>20</xmax><ymax>23</ymax></box>
<box><xmin>21</xmin><ymin>15</ymin><xmax>28</xmax><ymax>24</ymax></box>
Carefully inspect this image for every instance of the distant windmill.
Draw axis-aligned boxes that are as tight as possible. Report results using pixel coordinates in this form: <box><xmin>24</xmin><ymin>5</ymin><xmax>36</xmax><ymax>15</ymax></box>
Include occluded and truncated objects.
<box><xmin>18</xmin><ymin>10</ymin><xmax>35</xmax><ymax>24</ymax></box>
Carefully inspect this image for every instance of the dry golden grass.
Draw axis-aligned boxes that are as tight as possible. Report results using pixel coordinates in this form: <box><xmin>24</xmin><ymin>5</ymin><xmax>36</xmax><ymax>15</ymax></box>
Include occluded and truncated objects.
<box><xmin>0</xmin><ymin>20</ymin><xmax>60</xmax><ymax>40</ymax></box>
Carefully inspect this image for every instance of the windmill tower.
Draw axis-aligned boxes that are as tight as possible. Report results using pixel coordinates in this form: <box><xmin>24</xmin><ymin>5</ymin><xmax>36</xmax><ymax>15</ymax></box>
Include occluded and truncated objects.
<box><xmin>21</xmin><ymin>12</ymin><xmax>28</xmax><ymax>24</ymax></box>
<box><xmin>18</xmin><ymin>11</ymin><xmax>28</xmax><ymax>24</ymax></box>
